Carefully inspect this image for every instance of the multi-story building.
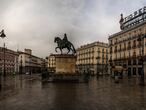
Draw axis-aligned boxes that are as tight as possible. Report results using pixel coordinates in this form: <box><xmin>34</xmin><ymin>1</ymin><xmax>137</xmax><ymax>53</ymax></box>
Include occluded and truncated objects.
<box><xmin>47</xmin><ymin>54</ymin><xmax>56</xmax><ymax>72</ymax></box>
<box><xmin>18</xmin><ymin>49</ymin><xmax>45</xmax><ymax>74</ymax></box>
<box><xmin>109</xmin><ymin>6</ymin><xmax>146</xmax><ymax>77</ymax></box>
<box><xmin>76</xmin><ymin>41</ymin><xmax>108</xmax><ymax>75</ymax></box>
<box><xmin>0</xmin><ymin>47</ymin><xmax>19</xmax><ymax>75</ymax></box>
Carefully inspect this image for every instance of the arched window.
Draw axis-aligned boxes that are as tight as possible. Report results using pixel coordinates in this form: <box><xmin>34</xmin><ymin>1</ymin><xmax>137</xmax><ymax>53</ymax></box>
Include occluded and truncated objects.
<box><xmin>124</xmin><ymin>43</ymin><xmax>126</xmax><ymax>50</ymax></box>
<box><xmin>133</xmin><ymin>40</ymin><xmax>136</xmax><ymax>48</ymax></box>
<box><xmin>110</xmin><ymin>47</ymin><xmax>112</xmax><ymax>53</ymax></box>
<box><xmin>114</xmin><ymin>46</ymin><xmax>117</xmax><ymax>52</ymax></box>
<box><xmin>133</xmin><ymin>51</ymin><xmax>136</xmax><ymax>57</ymax></box>
<box><xmin>119</xmin><ymin>44</ymin><xmax>121</xmax><ymax>51</ymax></box>
<box><xmin>128</xmin><ymin>41</ymin><xmax>131</xmax><ymax>49</ymax></box>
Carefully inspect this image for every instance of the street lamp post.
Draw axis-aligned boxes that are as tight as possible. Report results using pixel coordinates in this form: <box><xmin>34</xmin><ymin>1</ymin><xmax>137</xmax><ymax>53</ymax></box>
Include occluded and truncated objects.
<box><xmin>137</xmin><ymin>34</ymin><xmax>146</xmax><ymax>86</ymax></box>
<box><xmin>0</xmin><ymin>30</ymin><xmax>6</xmax><ymax>39</ymax></box>
<box><xmin>19</xmin><ymin>55</ymin><xmax>23</xmax><ymax>86</ymax></box>
<box><xmin>0</xmin><ymin>29</ymin><xmax>6</xmax><ymax>89</ymax></box>
<box><xmin>102</xmin><ymin>60</ymin><xmax>103</xmax><ymax>76</ymax></box>
<box><xmin>29</xmin><ymin>55</ymin><xmax>32</xmax><ymax>79</ymax></box>
<box><xmin>3</xmin><ymin>43</ymin><xmax>6</xmax><ymax>77</ymax></box>
<box><xmin>0</xmin><ymin>30</ymin><xmax>6</xmax><ymax>77</ymax></box>
<box><xmin>19</xmin><ymin>55</ymin><xmax>23</xmax><ymax>88</ymax></box>
<box><xmin>20</xmin><ymin>56</ymin><xmax>23</xmax><ymax>75</ymax></box>
<box><xmin>96</xmin><ymin>57</ymin><xmax>99</xmax><ymax>78</ymax></box>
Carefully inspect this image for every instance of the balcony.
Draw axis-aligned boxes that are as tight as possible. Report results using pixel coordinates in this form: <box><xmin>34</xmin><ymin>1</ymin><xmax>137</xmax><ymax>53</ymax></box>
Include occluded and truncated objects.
<box><xmin>96</xmin><ymin>56</ymin><xmax>100</xmax><ymax>59</ymax></box>
<box><xmin>114</xmin><ymin>42</ymin><xmax>118</xmax><ymax>45</ymax></box>
<box><xmin>132</xmin><ymin>45</ymin><xmax>137</xmax><ymax>49</ymax></box>
<box><xmin>132</xmin><ymin>54</ymin><xmax>136</xmax><ymax>58</ymax></box>
<box><xmin>109</xmin><ymin>43</ymin><xmax>113</xmax><ymax>46</ymax></box>
<box><xmin>137</xmin><ymin>43</ymin><xmax>142</xmax><ymax>48</ymax></box>
<box><xmin>110</xmin><ymin>50</ymin><xmax>112</xmax><ymax>54</ymax></box>
<box><xmin>127</xmin><ymin>46</ymin><xmax>131</xmax><ymax>50</ymax></box>
<box><xmin>114</xmin><ymin>49</ymin><xmax>117</xmax><ymax>53</ymax></box>
<box><xmin>123</xmin><ymin>48</ymin><xmax>126</xmax><ymax>51</ymax></box>
<box><xmin>118</xmin><ymin>49</ymin><xmax>122</xmax><ymax>52</ymax></box>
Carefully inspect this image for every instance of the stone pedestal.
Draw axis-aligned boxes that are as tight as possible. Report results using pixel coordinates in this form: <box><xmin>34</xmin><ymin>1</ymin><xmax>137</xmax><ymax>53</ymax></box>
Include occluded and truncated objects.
<box><xmin>55</xmin><ymin>54</ymin><xmax>77</xmax><ymax>74</ymax></box>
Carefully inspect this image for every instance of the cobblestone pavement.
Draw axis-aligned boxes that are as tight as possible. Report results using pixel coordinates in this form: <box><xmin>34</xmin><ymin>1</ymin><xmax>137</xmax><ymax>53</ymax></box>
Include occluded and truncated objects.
<box><xmin>0</xmin><ymin>75</ymin><xmax>146</xmax><ymax>110</ymax></box>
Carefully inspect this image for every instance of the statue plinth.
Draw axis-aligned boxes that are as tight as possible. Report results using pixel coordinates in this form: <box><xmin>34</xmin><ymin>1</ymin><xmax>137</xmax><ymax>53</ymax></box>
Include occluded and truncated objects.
<box><xmin>41</xmin><ymin>33</ymin><xmax>89</xmax><ymax>82</ymax></box>
<box><xmin>55</xmin><ymin>54</ymin><xmax>77</xmax><ymax>74</ymax></box>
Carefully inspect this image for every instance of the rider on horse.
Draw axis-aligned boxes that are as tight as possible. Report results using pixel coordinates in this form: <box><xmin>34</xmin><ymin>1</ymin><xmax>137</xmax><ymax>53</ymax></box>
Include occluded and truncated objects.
<box><xmin>54</xmin><ymin>33</ymin><xmax>76</xmax><ymax>54</ymax></box>
<box><xmin>63</xmin><ymin>33</ymin><xmax>68</xmax><ymax>45</ymax></box>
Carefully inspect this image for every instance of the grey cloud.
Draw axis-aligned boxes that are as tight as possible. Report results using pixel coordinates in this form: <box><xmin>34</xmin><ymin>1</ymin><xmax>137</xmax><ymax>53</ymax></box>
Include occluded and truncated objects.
<box><xmin>0</xmin><ymin>0</ymin><xmax>145</xmax><ymax>57</ymax></box>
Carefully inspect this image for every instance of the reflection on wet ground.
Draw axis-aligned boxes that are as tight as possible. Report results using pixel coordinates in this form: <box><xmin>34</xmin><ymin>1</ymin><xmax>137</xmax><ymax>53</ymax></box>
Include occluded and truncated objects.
<box><xmin>0</xmin><ymin>75</ymin><xmax>146</xmax><ymax>110</ymax></box>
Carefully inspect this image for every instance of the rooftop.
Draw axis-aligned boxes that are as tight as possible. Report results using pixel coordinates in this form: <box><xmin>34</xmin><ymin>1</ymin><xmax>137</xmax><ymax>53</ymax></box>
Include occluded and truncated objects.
<box><xmin>109</xmin><ymin>20</ymin><xmax>146</xmax><ymax>39</ymax></box>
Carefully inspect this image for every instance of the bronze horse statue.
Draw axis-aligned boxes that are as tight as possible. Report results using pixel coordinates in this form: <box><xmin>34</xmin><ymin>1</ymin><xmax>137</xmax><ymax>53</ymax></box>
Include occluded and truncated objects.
<box><xmin>54</xmin><ymin>35</ymin><xmax>76</xmax><ymax>54</ymax></box>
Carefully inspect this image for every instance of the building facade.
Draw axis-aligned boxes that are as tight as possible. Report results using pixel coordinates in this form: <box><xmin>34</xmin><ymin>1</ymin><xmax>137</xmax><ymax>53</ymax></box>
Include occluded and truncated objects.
<box><xmin>47</xmin><ymin>54</ymin><xmax>56</xmax><ymax>72</ymax></box>
<box><xmin>109</xmin><ymin>6</ymin><xmax>146</xmax><ymax>77</ymax></box>
<box><xmin>18</xmin><ymin>49</ymin><xmax>45</xmax><ymax>74</ymax></box>
<box><xmin>0</xmin><ymin>47</ymin><xmax>19</xmax><ymax>75</ymax></box>
<box><xmin>76</xmin><ymin>41</ymin><xmax>108</xmax><ymax>75</ymax></box>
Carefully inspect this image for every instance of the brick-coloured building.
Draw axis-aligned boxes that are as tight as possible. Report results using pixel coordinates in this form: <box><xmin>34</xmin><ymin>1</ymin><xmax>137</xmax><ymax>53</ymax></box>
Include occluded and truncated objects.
<box><xmin>0</xmin><ymin>47</ymin><xmax>19</xmax><ymax>75</ymax></box>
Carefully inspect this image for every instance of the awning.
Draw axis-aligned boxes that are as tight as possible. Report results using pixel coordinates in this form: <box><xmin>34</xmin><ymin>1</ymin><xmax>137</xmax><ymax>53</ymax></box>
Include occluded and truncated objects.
<box><xmin>112</xmin><ymin>66</ymin><xmax>127</xmax><ymax>72</ymax></box>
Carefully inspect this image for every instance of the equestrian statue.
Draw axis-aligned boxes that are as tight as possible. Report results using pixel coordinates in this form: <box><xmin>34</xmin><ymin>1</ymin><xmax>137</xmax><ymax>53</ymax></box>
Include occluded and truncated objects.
<box><xmin>54</xmin><ymin>33</ymin><xmax>76</xmax><ymax>54</ymax></box>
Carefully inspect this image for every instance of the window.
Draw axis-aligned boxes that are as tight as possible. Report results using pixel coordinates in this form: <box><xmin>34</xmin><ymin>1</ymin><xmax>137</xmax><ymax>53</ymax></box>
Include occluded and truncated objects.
<box><xmin>116</xmin><ymin>54</ymin><xmax>117</xmax><ymax>60</ymax></box>
<box><xmin>110</xmin><ymin>56</ymin><xmax>112</xmax><ymax>61</ymax></box>
<box><xmin>115</xmin><ymin>38</ymin><xmax>117</xmax><ymax>44</ymax></box>
<box><xmin>133</xmin><ymin>51</ymin><xmax>136</xmax><ymax>57</ymax></box>
<box><xmin>123</xmin><ymin>63</ymin><xmax>127</xmax><ymax>68</ymax></box>
<box><xmin>133</xmin><ymin>59</ymin><xmax>137</xmax><ymax>65</ymax></box>
<box><xmin>102</xmin><ymin>49</ymin><xmax>104</xmax><ymax>53</ymax></box>
<box><xmin>124</xmin><ymin>53</ymin><xmax>126</xmax><ymax>58</ymax></box>
<box><xmin>106</xmin><ymin>49</ymin><xmax>108</xmax><ymax>53</ymax></box>
<box><xmin>138</xmin><ymin>59</ymin><xmax>142</xmax><ymax>65</ymax></box>
<box><xmin>133</xmin><ymin>40</ymin><xmax>136</xmax><ymax>48</ymax></box>
<box><xmin>98</xmin><ymin>48</ymin><xmax>100</xmax><ymax>52</ymax></box>
<box><xmin>110</xmin><ymin>40</ymin><xmax>113</xmax><ymax>45</ymax></box>
<box><xmin>138</xmin><ymin>68</ymin><xmax>142</xmax><ymax>75</ymax></box>
<box><xmin>128</xmin><ymin>41</ymin><xmax>131</xmax><ymax>49</ymax></box>
<box><xmin>128</xmin><ymin>68</ymin><xmax>131</xmax><ymax>76</ymax></box>
<box><xmin>102</xmin><ymin>54</ymin><xmax>104</xmax><ymax>58</ymax></box>
<box><xmin>114</xmin><ymin>46</ymin><xmax>117</xmax><ymax>52</ymax></box>
<box><xmin>139</xmin><ymin>28</ymin><xmax>142</xmax><ymax>32</ymax></box>
<box><xmin>128</xmin><ymin>60</ymin><xmax>131</xmax><ymax>65</ymax></box>
<box><xmin>110</xmin><ymin>47</ymin><xmax>112</xmax><ymax>53</ymax></box>
<box><xmin>133</xmin><ymin>68</ymin><xmax>136</xmax><ymax>75</ymax></box>
<box><xmin>139</xmin><ymin>49</ymin><xmax>141</xmax><ymax>56</ymax></box>
<box><xmin>119</xmin><ymin>44</ymin><xmax>121</xmax><ymax>51</ymax></box>
<box><xmin>124</xmin><ymin>43</ymin><xmax>126</xmax><ymax>50</ymax></box>
<box><xmin>129</xmin><ymin>51</ymin><xmax>131</xmax><ymax>57</ymax></box>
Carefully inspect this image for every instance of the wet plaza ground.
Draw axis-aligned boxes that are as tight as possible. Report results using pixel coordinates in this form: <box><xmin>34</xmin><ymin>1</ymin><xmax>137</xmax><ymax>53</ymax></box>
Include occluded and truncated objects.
<box><xmin>0</xmin><ymin>75</ymin><xmax>146</xmax><ymax>110</ymax></box>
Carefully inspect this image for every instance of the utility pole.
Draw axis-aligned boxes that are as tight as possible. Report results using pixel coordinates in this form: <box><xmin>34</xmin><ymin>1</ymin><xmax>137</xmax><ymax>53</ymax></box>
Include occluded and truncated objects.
<box><xmin>3</xmin><ymin>43</ymin><xmax>6</xmax><ymax>77</ymax></box>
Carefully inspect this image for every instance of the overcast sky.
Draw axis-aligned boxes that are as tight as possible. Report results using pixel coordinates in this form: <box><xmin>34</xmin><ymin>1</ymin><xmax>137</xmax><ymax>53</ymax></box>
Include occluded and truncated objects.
<box><xmin>0</xmin><ymin>0</ymin><xmax>146</xmax><ymax>58</ymax></box>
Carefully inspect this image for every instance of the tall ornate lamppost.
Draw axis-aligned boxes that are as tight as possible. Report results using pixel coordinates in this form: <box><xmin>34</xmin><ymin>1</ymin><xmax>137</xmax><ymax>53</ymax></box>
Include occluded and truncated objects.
<box><xmin>0</xmin><ymin>29</ymin><xmax>6</xmax><ymax>77</ymax></box>
<box><xmin>0</xmin><ymin>29</ymin><xmax>6</xmax><ymax>89</ymax></box>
